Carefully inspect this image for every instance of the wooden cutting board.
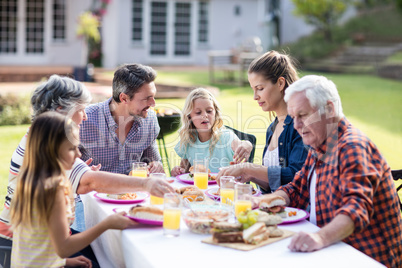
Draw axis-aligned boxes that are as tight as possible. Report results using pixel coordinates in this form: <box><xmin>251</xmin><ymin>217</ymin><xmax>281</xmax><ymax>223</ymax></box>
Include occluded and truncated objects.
<box><xmin>201</xmin><ymin>229</ymin><xmax>294</xmax><ymax>251</ymax></box>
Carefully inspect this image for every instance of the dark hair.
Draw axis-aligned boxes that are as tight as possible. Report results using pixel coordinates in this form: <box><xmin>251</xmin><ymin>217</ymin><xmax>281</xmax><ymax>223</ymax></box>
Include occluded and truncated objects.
<box><xmin>248</xmin><ymin>50</ymin><xmax>299</xmax><ymax>90</ymax></box>
<box><xmin>30</xmin><ymin>75</ymin><xmax>91</xmax><ymax>121</ymax></box>
<box><xmin>112</xmin><ymin>63</ymin><xmax>157</xmax><ymax>102</ymax></box>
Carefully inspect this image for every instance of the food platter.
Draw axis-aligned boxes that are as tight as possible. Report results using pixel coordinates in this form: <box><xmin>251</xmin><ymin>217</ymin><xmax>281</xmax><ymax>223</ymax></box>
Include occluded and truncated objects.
<box><xmin>94</xmin><ymin>192</ymin><xmax>149</xmax><ymax>204</ymax></box>
<box><xmin>113</xmin><ymin>208</ymin><xmax>163</xmax><ymax>226</ymax></box>
<box><xmin>278</xmin><ymin>207</ymin><xmax>309</xmax><ymax>225</ymax></box>
<box><xmin>204</xmin><ymin>186</ymin><xmax>261</xmax><ymax>201</ymax></box>
<box><xmin>176</xmin><ymin>173</ymin><xmax>218</xmax><ymax>185</ymax></box>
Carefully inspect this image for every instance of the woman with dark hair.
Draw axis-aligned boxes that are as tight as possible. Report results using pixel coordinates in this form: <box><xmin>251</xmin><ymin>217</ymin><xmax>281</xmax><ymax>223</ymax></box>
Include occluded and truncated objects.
<box><xmin>217</xmin><ymin>51</ymin><xmax>307</xmax><ymax>193</ymax></box>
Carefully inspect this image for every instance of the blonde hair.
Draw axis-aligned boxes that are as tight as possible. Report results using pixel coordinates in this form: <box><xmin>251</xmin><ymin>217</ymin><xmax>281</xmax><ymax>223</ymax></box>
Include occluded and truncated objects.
<box><xmin>178</xmin><ymin>88</ymin><xmax>223</xmax><ymax>155</ymax></box>
<box><xmin>248</xmin><ymin>50</ymin><xmax>299</xmax><ymax>121</ymax></box>
<box><xmin>10</xmin><ymin>112</ymin><xmax>76</xmax><ymax>229</ymax></box>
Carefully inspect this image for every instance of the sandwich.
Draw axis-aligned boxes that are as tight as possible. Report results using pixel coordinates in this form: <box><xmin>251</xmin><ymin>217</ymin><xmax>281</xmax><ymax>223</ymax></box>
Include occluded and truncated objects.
<box><xmin>211</xmin><ymin>222</ymin><xmax>244</xmax><ymax>243</ymax></box>
<box><xmin>258</xmin><ymin>195</ymin><xmax>287</xmax><ymax>218</ymax></box>
<box><xmin>242</xmin><ymin>222</ymin><xmax>270</xmax><ymax>245</ymax></box>
<box><xmin>175</xmin><ymin>185</ymin><xmax>204</xmax><ymax>202</ymax></box>
<box><xmin>255</xmin><ymin>210</ymin><xmax>283</xmax><ymax>225</ymax></box>
<box><xmin>129</xmin><ymin>205</ymin><xmax>163</xmax><ymax>221</ymax></box>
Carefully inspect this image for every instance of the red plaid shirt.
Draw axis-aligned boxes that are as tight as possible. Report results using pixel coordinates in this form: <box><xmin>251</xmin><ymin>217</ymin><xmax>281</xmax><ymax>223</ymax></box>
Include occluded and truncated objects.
<box><xmin>279</xmin><ymin>118</ymin><xmax>402</xmax><ymax>268</ymax></box>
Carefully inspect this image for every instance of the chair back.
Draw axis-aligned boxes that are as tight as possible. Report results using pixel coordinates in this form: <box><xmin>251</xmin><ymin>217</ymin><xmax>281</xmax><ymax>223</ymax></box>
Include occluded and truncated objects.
<box><xmin>391</xmin><ymin>169</ymin><xmax>402</xmax><ymax>213</ymax></box>
<box><xmin>224</xmin><ymin>125</ymin><xmax>256</xmax><ymax>163</ymax></box>
<box><xmin>0</xmin><ymin>245</ymin><xmax>11</xmax><ymax>268</ymax></box>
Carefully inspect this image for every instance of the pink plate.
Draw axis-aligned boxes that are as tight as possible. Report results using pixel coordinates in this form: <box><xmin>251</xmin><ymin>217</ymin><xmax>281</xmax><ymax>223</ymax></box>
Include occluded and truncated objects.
<box><xmin>278</xmin><ymin>207</ymin><xmax>309</xmax><ymax>225</ymax></box>
<box><xmin>112</xmin><ymin>208</ymin><xmax>163</xmax><ymax>226</ymax></box>
<box><xmin>204</xmin><ymin>186</ymin><xmax>261</xmax><ymax>201</ymax></box>
<box><xmin>94</xmin><ymin>192</ymin><xmax>149</xmax><ymax>204</ymax></box>
<box><xmin>176</xmin><ymin>173</ymin><xmax>217</xmax><ymax>185</ymax></box>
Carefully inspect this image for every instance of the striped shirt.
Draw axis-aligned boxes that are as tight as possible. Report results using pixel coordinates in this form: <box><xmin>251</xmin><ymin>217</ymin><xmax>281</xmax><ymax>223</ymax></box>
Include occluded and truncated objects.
<box><xmin>0</xmin><ymin>129</ymin><xmax>89</xmax><ymax>240</ymax></box>
<box><xmin>11</xmin><ymin>179</ymin><xmax>74</xmax><ymax>267</ymax></box>
<box><xmin>279</xmin><ymin>117</ymin><xmax>402</xmax><ymax>268</ymax></box>
<box><xmin>79</xmin><ymin>98</ymin><xmax>161</xmax><ymax>175</ymax></box>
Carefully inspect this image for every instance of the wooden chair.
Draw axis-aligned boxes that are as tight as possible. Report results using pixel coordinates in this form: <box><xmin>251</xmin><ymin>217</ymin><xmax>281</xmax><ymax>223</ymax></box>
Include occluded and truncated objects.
<box><xmin>391</xmin><ymin>169</ymin><xmax>402</xmax><ymax>212</ymax></box>
<box><xmin>224</xmin><ymin>125</ymin><xmax>256</xmax><ymax>163</ymax></box>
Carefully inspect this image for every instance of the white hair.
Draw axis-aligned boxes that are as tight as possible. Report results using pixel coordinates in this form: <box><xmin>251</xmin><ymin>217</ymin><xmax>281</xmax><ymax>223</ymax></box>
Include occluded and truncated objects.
<box><xmin>284</xmin><ymin>75</ymin><xmax>344</xmax><ymax>118</ymax></box>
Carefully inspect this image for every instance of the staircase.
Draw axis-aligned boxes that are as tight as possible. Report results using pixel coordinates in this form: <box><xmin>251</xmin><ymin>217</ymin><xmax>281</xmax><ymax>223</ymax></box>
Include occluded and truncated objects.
<box><xmin>303</xmin><ymin>42</ymin><xmax>402</xmax><ymax>76</ymax></box>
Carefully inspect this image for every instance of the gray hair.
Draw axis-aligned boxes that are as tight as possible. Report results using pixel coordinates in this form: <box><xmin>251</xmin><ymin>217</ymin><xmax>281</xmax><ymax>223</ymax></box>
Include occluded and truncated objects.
<box><xmin>284</xmin><ymin>75</ymin><xmax>344</xmax><ymax>118</ymax></box>
<box><xmin>31</xmin><ymin>75</ymin><xmax>92</xmax><ymax>121</ymax></box>
<box><xmin>112</xmin><ymin>63</ymin><xmax>157</xmax><ymax>102</ymax></box>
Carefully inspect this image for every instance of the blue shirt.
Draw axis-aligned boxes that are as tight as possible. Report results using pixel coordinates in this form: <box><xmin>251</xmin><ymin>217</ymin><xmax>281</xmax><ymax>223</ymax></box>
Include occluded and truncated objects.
<box><xmin>79</xmin><ymin>98</ymin><xmax>161</xmax><ymax>175</ymax></box>
<box><xmin>175</xmin><ymin>128</ymin><xmax>236</xmax><ymax>173</ymax></box>
<box><xmin>262</xmin><ymin>115</ymin><xmax>308</xmax><ymax>193</ymax></box>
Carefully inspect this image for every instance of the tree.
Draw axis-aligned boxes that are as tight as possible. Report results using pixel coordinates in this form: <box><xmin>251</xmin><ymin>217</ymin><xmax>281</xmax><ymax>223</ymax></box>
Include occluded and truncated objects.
<box><xmin>291</xmin><ymin>0</ymin><xmax>352</xmax><ymax>42</ymax></box>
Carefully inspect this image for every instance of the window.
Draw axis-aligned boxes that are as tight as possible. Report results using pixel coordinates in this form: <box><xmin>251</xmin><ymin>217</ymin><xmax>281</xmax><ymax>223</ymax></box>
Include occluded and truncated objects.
<box><xmin>174</xmin><ymin>2</ymin><xmax>191</xmax><ymax>56</ymax></box>
<box><xmin>198</xmin><ymin>1</ymin><xmax>208</xmax><ymax>43</ymax></box>
<box><xmin>0</xmin><ymin>0</ymin><xmax>17</xmax><ymax>53</ymax></box>
<box><xmin>132</xmin><ymin>0</ymin><xmax>143</xmax><ymax>41</ymax></box>
<box><xmin>26</xmin><ymin>0</ymin><xmax>44</xmax><ymax>53</ymax></box>
<box><xmin>150</xmin><ymin>2</ymin><xmax>167</xmax><ymax>55</ymax></box>
<box><xmin>53</xmin><ymin>0</ymin><xmax>66</xmax><ymax>41</ymax></box>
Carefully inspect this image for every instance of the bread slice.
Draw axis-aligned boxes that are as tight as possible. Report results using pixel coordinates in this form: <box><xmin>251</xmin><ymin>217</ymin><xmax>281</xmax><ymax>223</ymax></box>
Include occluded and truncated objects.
<box><xmin>212</xmin><ymin>231</ymin><xmax>244</xmax><ymax>243</ymax></box>
<box><xmin>243</xmin><ymin>222</ymin><xmax>267</xmax><ymax>244</ymax></box>
<box><xmin>129</xmin><ymin>206</ymin><xmax>163</xmax><ymax>221</ymax></box>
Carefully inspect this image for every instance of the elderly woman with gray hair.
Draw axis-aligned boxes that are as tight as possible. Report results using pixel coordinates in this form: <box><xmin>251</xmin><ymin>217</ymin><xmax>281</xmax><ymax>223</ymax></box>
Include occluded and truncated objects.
<box><xmin>0</xmin><ymin>74</ymin><xmax>173</xmax><ymax>267</ymax></box>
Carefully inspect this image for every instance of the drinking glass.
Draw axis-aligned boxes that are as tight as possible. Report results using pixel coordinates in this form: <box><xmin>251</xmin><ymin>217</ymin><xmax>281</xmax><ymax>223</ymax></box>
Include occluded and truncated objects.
<box><xmin>150</xmin><ymin>173</ymin><xmax>166</xmax><ymax>205</ymax></box>
<box><xmin>220</xmin><ymin>176</ymin><xmax>235</xmax><ymax>205</ymax></box>
<box><xmin>193</xmin><ymin>159</ymin><xmax>209</xmax><ymax>190</ymax></box>
<box><xmin>132</xmin><ymin>162</ymin><xmax>148</xmax><ymax>178</ymax></box>
<box><xmin>234</xmin><ymin>184</ymin><xmax>252</xmax><ymax>217</ymax></box>
<box><xmin>163</xmin><ymin>193</ymin><xmax>182</xmax><ymax>237</ymax></box>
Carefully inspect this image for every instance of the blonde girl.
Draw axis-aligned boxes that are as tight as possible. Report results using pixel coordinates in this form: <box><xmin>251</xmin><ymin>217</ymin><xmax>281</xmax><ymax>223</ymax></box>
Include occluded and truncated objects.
<box><xmin>10</xmin><ymin>112</ymin><xmax>135</xmax><ymax>267</ymax></box>
<box><xmin>171</xmin><ymin>88</ymin><xmax>252</xmax><ymax>175</ymax></box>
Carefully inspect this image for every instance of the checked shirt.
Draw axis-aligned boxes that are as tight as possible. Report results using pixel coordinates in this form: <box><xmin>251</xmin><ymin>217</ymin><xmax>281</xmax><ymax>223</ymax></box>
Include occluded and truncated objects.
<box><xmin>279</xmin><ymin>117</ymin><xmax>402</xmax><ymax>268</ymax></box>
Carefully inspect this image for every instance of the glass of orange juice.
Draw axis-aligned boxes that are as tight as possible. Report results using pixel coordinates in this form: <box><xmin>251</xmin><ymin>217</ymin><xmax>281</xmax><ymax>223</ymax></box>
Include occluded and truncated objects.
<box><xmin>163</xmin><ymin>193</ymin><xmax>182</xmax><ymax>237</ymax></box>
<box><xmin>132</xmin><ymin>162</ymin><xmax>148</xmax><ymax>178</ymax></box>
<box><xmin>234</xmin><ymin>184</ymin><xmax>252</xmax><ymax>217</ymax></box>
<box><xmin>193</xmin><ymin>159</ymin><xmax>208</xmax><ymax>190</ymax></box>
<box><xmin>220</xmin><ymin>176</ymin><xmax>235</xmax><ymax>205</ymax></box>
<box><xmin>150</xmin><ymin>173</ymin><xmax>166</xmax><ymax>205</ymax></box>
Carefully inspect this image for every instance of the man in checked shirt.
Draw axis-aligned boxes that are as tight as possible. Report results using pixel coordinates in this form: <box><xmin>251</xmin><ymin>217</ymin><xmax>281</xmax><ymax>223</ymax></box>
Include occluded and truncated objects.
<box><xmin>256</xmin><ymin>75</ymin><xmax>401</xmax><ymax>268</ymax></box>
<box><xmin>79</xmin><ymin>63</ymin><xmax>165</xmax><ymax>175</ymax></box>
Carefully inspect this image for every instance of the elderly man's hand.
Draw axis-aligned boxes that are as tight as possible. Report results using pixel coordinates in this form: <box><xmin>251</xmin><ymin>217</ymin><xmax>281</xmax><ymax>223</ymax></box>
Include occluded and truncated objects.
<box><xmin>144</xmin><ymin>177</ymin><xmax>174</xmax><ymax>198</ymax></box>
<box><xmin>148</xmin><ymin>161</ymin><xmax>165</xmax><ymax>174</ymax></box>
<box><xmin>288</xmin><ymin>231</ymin><xmax>325</xmax><ymax>252</ymax></box>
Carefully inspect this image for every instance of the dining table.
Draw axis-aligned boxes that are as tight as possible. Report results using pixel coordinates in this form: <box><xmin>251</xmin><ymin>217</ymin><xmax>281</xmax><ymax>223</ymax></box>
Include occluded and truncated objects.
<box><xmin>81</xmin><ymin>176</ymin><xmax>385</xmax><ymax>268</ymax></box>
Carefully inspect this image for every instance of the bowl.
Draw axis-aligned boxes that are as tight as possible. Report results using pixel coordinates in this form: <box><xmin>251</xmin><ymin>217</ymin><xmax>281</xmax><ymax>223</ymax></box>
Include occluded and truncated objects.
<box><xmin>182</xmin><ymin>204</ymin><xmax>231</xmax><ymax>234</ymax></box>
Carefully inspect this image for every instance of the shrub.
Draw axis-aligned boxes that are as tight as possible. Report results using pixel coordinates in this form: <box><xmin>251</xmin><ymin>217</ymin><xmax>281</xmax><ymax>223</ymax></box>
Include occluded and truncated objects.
<box><xmin>0</xmin><ymin>94</ymin><xmax>31</xmax><ymax>126</ymax></box>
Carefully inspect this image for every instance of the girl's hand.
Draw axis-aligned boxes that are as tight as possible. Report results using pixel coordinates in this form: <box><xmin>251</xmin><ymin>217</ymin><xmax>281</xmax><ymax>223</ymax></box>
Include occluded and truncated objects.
<box><xmin>171</xmin><ymin>166</ymin><xmax>185</xmax><ymax>177</ymax></box>
<box><xmin>65</xmin><ymin>255</ymin><xmax>92</xmax><ymax>267</ymax></box>
<box><xmin>85</xmin><ymin>158</ymin><xmax>101</xmax><ymax>171</ymax></box>
<box><xmin>105</xmin><ymin>211</ymin><xmax>137</xmax><ymax>230</ymax></box>
<box><xmin>233</xmin><ymin>140</ymin><xmax>253</xmax><ymax>164</ymax></box>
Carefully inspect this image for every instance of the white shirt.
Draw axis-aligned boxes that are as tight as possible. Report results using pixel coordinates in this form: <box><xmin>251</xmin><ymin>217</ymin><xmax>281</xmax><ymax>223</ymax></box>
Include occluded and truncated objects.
<box><xmin>309</xmin><ymin>171</ymin><xmax>317</xmax><ymax>225</ymax></box>
<box><xmin>263</xmin><ymin>146</ymin><xmax>280</xmax><ymax>167</ymax></box>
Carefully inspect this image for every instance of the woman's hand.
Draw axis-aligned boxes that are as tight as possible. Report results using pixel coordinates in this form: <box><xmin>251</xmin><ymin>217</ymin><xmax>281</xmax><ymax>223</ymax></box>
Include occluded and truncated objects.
<box><xmin>171</xmin><ymin>166</ymin><xmax>185</xmax><ymax>177</ymax></box>
<box><xmin>65</xmin><ymin>255</ymin><xmax>92</xmax><ymax>267</ymax></box>
<box><xmin>233</xmin><ymin>140</ymin><xmax>253</xmax><ymax>164</ymax></box>
<box><xmin>216</xmin><ymin>163</ymin><xmax>252</xmax><ymax>185</ymax></box>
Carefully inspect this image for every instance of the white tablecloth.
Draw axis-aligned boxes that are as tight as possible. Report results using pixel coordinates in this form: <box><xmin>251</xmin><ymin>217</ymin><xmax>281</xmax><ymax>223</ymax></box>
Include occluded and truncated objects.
<box><xmin>81</xmin><ymin>179</ymin><xmax>385</xmax><ymax>268</ymax></box>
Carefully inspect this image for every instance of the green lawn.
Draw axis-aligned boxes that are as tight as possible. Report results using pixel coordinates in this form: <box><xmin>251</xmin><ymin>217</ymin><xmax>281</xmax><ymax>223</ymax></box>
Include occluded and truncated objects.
<box><xmin>0</xmin><ymin>70</ymin><xmax>401</xmax><ymax>207</ymax></box>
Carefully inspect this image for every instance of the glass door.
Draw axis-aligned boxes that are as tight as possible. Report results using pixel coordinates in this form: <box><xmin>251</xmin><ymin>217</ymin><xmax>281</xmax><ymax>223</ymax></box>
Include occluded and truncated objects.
<box><xmin>149</xmin><ymin>1</ymin><xmax>192</xmax><ymax>60</ymax></box>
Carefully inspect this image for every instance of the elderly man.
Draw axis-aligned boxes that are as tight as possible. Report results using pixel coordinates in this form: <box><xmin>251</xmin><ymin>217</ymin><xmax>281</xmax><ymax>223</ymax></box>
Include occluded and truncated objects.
<box><xmin>262</xmin><ymin>75</ymin><xmax>401</xmax><ymax>268</ymax></box>
<box><xmin>79</xmin><ymin>63</ymin><xmax>164</xmax><ymax>174</ymax></box>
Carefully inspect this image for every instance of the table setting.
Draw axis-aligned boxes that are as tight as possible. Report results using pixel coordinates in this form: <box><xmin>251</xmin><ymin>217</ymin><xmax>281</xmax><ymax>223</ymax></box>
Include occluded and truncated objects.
<box><xmin>81</xmin><ymin>163</ymin><xmax>385</xmax><ymax>268</ymax></box>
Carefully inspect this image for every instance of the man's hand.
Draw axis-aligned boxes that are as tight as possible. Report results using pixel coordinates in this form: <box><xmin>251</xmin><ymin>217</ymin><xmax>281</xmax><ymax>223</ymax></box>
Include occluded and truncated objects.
<box><xmin>144</xmin><ymin>177</ymin><xmax>174</xmax><ymax>197</ymax></box>
<box><xmin>288</xmin><ymin>231</ymin><xmax>325</xmax><ymax>252</ymax></box>
<box><xmin>148</xmin><ymin>161</ymin><xmax>165</xmax><ymax>173</ymax></box>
